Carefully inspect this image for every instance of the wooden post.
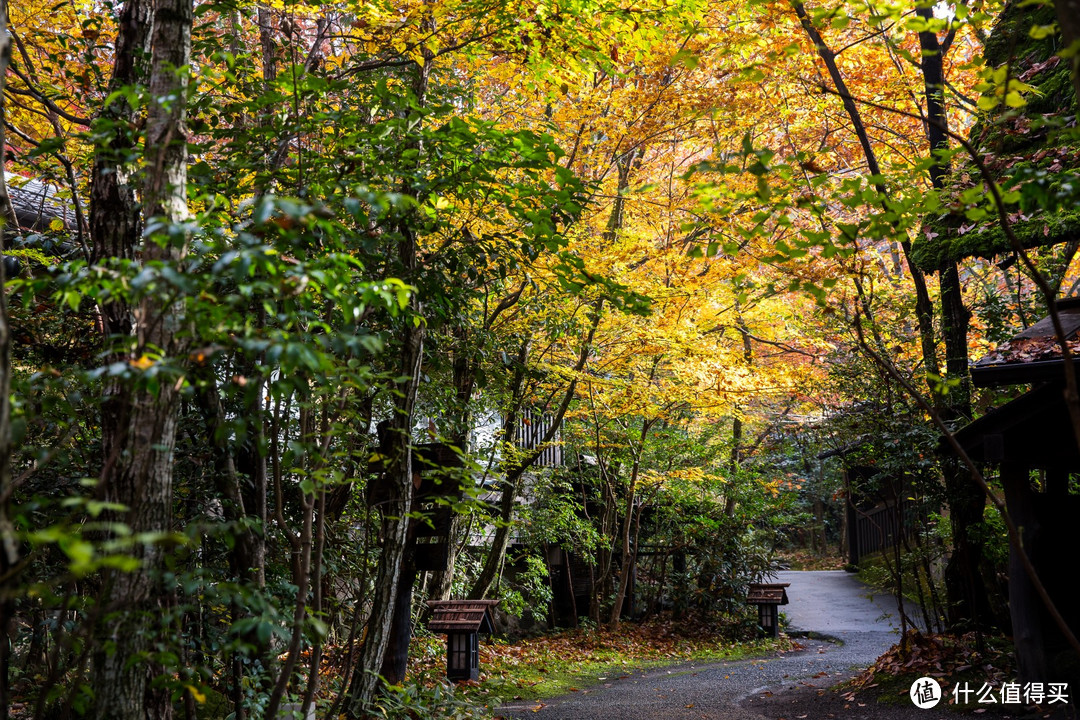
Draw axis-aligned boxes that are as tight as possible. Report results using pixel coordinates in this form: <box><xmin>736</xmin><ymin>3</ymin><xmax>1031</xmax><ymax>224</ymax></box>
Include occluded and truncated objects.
<box><xmin>1002</xmin><ymin>461</ymin><xmax>1048</xmax><ymax>684</ymax></box>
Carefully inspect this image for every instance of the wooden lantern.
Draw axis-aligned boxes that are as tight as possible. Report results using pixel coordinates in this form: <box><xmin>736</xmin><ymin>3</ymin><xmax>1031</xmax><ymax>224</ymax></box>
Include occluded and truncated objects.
<box><xmin>427</xmin><ymin>600</ymin><xmax>498</xmax><ymax>681</ymax></box>
<box><xmin>746</xmin><ymin>582</ymin><xmax>789</xmax><ymax>638</ymax></box>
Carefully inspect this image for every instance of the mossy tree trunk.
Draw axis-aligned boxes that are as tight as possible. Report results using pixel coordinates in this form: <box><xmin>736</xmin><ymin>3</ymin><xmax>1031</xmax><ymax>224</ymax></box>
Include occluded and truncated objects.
<box><xmin>88</xmin><ymin>0</ymin><xmax>192</xmax><ymax>714</ymax></box>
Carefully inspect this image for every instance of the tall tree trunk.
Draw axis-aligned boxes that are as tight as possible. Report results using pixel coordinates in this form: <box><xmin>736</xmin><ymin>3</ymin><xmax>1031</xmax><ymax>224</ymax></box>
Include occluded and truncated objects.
<box><xmin>0</xmin><ymin>8</ymin><xmax>20</xmax><ymax>718</ymax></box>
<box><xmin>725</xmin><ymin>298</ymin><xmax>753</xmax><ymax>517</ymax></box>
<box><xmin>467</xmin><ymin>149</ymin><xmax>638</xmax><ymax>606</ymax></box>
<box><xmin>467</xmin><ymin>302</ymin><xmax>601</xmax><ymax>601</ymax></box>
<box><xmin>88</xmin><ymin>0</ymin><xmax>192</xmax><ymax>715</ymax></box>
<box><xmin>790</xmin><ymin>0</ymin><xmax>940</xmax><ymax>386</ymax></box>
<box><xmin>795</xmin><ymin>0</ymin><xmax>997</xmax><ymax>630</ymax></box>
<box><xmin>378</xmin><ymin>559</ymin><xmax>417</xmax><ymax>685</ymax></box>
<box><xmin>92</xmin><ymin>0</ymin><xmax>153</xmax><ymax>471</ymax></box>
<box><xmin>467</xmin><ymin>338</ymin><xmax>532</xmax><ymax>600</ymax></box>
<box><xmin>347</xmin><ymin>52</ymin><xmax>430</xmax><ymax>715</ymax></box>
<box><xmin>916</xmin><ymin>12</ymin><xmax>997</xmax><ymax>630</ymax></box>
<box><xmin>608</xmin><ymin>416</ymin><xmax>653</xmax><ymax>625</ymax></box>
<box><xmin>347</xmin><ymin>273</ymin><xmax>423</xmax><ymax>714</ymax></box>
<box><xmin>193</xmin><ymin>372</ymin><xmax>270</xmax><ymax>720</ymax></box>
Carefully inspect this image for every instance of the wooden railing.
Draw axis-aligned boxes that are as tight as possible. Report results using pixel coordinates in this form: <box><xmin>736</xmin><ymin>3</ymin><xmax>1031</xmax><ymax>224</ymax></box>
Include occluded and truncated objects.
<box><xmin>514</xmin><ymin>408</ymin><xmax>562</xmax><ymax>467</ymax></box>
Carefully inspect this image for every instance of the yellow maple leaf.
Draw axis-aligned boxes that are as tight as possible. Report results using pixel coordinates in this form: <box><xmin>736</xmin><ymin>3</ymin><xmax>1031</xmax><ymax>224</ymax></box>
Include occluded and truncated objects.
<box><xmin>183</xmin><ymin>684</ymin><xmax>206</xmax><ymax>703</ymax></box>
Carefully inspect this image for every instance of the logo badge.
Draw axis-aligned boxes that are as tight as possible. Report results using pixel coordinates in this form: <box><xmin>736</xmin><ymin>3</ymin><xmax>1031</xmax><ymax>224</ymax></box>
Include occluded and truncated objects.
<box><xmin>910</xmin><ymin>677</ymin><xmax>942</xmax><ymax>709</ymax></box>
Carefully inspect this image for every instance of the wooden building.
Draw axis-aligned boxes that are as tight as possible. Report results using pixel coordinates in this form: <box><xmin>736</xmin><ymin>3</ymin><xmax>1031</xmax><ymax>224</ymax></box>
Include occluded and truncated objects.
<box><xmin>819</xmin><ymin>444</ymin><xmax>918</xmax><ymax>566</ymax></box>
<box><xmin>952</xmin><ymin>298</ymin><xmax>1080</xmax><ymax>686</ymax></box>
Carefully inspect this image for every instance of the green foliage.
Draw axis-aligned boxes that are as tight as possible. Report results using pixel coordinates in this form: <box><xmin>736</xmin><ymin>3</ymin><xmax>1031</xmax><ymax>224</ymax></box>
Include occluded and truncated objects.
<box><xmin>369</xmin><ymin>681</ymin><xmax>494</xmax><ymax>720</ymax></box>
<box><xmin>498</xmin><ymin>554</ymin><xmax>554</xmax><ymax>621</ymax></box>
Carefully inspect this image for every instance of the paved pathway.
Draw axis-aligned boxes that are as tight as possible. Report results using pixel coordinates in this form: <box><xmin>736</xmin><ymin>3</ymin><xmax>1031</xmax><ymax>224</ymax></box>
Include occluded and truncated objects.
<box><xmin>498</xmin><ymin>571</ymin><xmax>911</xmax><ymax>720</ymax></box>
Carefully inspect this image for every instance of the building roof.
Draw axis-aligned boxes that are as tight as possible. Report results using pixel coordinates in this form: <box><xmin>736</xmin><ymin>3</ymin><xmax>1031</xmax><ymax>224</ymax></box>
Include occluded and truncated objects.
<box><xmin>970</xmin><ymin>297</ymin><xmax>1080</xmax><ymax>387</ymax></box>
<box><xmin>427</xmin><ymin>600</ymin><xmax>498</xmax><ymax>634</ymax></box>
<box><xmin>6</xmin><ymin>173</ymin><xmax>75</xmax><ymax>231</ymax></box>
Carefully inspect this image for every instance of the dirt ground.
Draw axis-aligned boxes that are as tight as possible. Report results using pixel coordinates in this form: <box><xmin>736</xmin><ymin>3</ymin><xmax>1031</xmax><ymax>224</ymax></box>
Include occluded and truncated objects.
<box><xmin>742</xmin><ymin>680</ymin><xmax>1078</xmax><ymax>720</ymax></box>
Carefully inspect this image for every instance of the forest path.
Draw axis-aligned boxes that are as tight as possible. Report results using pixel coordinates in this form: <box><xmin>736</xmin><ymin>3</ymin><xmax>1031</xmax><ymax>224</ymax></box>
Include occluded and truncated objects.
<box><xmin>497</xmin><ymin>570</ymin><xmax>908</xmax><ymax>720</ymax></box>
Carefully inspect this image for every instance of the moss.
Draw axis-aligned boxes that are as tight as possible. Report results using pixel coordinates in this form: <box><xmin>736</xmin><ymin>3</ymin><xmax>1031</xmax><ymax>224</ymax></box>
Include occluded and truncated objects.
<box><xmin>912</xmin><ymin>209</ymin><xmax>1080</xmax><ymax>270</ymax></box>
<box><xmin>910</xmin><ymin>2</ymin><xmax>1080</xmax><ymax>271</ymax></box>
<box><xmin>982</xmin><ymin>2</ymin><xmax>1060</xmax><ymax>71</ymax></box>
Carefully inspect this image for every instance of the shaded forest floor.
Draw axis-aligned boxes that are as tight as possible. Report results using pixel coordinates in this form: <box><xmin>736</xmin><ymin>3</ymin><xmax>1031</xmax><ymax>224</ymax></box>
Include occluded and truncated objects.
<box><xmin>775</xmin><ymin>549</ymin><xmax>846</xmax><ymax>571</ymax></box>
<box><xmin>745</xmin><ymin>681</ymin><xmax>1076</xmax><ymax>720</ymax></box>
<box><xmin>407</xmin><ymin>616</ymin><xmax>796</xmax><ymax>703</ymax></box>
<box><xmin>4</xmin><ymin>617</ymin><xmax>791</xmax><ymax>719</ymax></box>
<box><xmin>746</xmin><ymin>632</ymin><xmax>1076</xmax><ymax>720</ymax></box>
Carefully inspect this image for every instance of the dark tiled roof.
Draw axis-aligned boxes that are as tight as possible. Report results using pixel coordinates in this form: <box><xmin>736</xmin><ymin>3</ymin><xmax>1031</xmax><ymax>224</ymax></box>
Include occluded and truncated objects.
<box><xmin>6</xmin><ymin>173</ymin><xmax>75</xmax><ymax>231</ymax></box>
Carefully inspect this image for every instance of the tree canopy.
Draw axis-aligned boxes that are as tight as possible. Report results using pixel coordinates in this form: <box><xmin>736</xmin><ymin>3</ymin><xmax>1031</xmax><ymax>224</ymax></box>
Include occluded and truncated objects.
<box><xmin>2</xmin><ymin>0</ymin><xmax>1080</xmax><ymax>716</ymax></box>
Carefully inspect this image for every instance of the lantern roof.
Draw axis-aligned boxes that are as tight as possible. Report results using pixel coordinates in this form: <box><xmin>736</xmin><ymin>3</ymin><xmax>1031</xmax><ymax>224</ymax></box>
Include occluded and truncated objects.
<box><xmin>428</xmin><ymin>600</ymin><xmax>498</xmax><ymax>634</ymax></box>
<box><xmin>746</xmin><ymin>582</ymin><xmax>790</xmax><ymax>605</ymax></box>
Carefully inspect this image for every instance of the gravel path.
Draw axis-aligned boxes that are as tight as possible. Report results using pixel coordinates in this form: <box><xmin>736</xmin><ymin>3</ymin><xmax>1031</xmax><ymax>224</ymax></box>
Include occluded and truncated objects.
<box><xmin>497</xmin><ymin>571</ymin><xmax>910</xmax><ymax>720</ymax></box>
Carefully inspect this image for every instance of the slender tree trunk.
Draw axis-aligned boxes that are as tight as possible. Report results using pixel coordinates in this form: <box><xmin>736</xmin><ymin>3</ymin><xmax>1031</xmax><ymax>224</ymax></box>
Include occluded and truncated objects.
<box><xmin>917</xmin><ymin>11</ymin><xmax>998</xmax><ymax>630</ymax></box>
<box><xmin>467</xmin><ymin>338</ymin><xmax>531</xmax><ymax>600</ymax></box>
<box><xmin>468</xmin><ymin>150</ymin><xmax>637</xmax><ymax>606</ymax></box>
<box><xmin>725</xmin><ymin>299</ymin><xmax>753</xmax><ymax>517</ymax></box>
<box><xmin>347</xmin><ymin>51</ymin><xmax>430</xmax><ymax>714</ymax></box>
<box><xmin>429</xmin><ymin>516</ymin><xmax>460</xmax><ymax>601</ymax></box>
<box><xmin>347</xmin><ymin>294</ymin><xmax>423</xmax><ymax>713</ymax></box>
<box><xmin>795</xmin><ymin>0</ymin><xmax>998</xmax><ymax>631</ymax></box>
<box><xmin>468</xmin><ymin>304</ymin><xmax>601</xmax><ymax>601</ymax></box>
<box><xmin>88</xmin><ymin>0</ymin><xmax>191</xmax><ymax>715</ymax></box>
<box><xmin>92</xmin><ymin>0</ymin><xmax>153</xmax><ymax>471</ymax></box>
<box><xmin>789</xmin><ymin>0</ymin><xmax>940</xmax><ymax>386</ymax></box>
<box><xmin>609</xmin><ymin>416</ymin><xmax>654</xmax><ymax>625</ymax></box>
<box><xmin>939</xmin><ymin>265</ymin><xmax>992</xmax><ymax>629</ymax></box>
<box><xmin>0</xmin><ymin>8</ymin><xmax>20</xmax><ymax>718</ymax></box>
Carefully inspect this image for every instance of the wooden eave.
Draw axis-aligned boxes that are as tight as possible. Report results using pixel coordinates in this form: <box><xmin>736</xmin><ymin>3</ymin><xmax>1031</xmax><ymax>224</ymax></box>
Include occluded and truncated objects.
<box><xmin>951</xmin><ymin>382</ymin><xmax>1080</xmax><ymax>468</ymax></box>
<box><xmin>367</xmin><ymin>442</ymin><xmax>465</xmax><ymax>507</ymax></box>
